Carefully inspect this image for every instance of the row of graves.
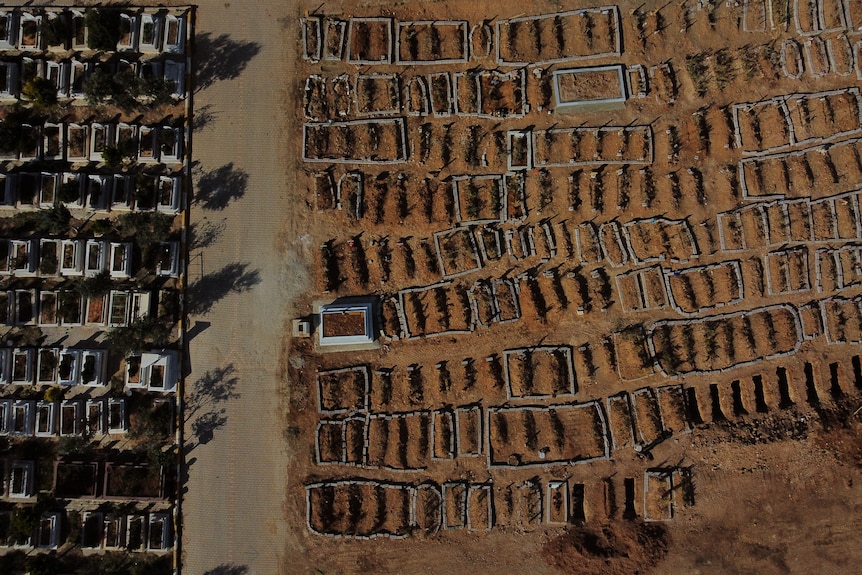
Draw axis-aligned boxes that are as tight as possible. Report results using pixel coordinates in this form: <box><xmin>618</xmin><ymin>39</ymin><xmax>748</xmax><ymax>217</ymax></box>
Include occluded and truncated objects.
<box><xmin>0</xmin><ymin>6</ymin><xmax>188</xmax><ymax>102</ymax></box>
<box><xmin>295</xmin><ymin>1</ymin><xmax>862</xmax><ymax>544</ymax></box>
<box><xmin>0</xmin><ymin>4</ymin><xmax>192</xmax><ymax>564</ymax></box>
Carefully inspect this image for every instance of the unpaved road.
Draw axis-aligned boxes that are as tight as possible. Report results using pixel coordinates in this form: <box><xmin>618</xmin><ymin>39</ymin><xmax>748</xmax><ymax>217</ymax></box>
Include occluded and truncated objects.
<box><xmin>182</xmin><ymin>2</ymin><xmax>305</xmax><ymax>574</ymax></box>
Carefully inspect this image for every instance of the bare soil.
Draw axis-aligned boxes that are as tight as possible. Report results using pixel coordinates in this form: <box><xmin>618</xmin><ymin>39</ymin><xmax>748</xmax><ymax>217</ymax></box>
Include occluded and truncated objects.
<box><xmin>284</xmin><ymin>0</ymin><xmax>862</xmax><ymax>573</ymax></box>
<box><xmin>321</xmin><ymin>310</ymin><xmax>366</xmax><ymax>338</ymax></box>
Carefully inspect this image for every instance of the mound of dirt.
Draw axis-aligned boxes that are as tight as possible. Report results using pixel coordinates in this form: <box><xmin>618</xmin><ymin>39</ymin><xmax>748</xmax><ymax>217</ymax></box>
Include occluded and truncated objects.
<box><xmin>815</xmin><ymin>417</ymin><xmax>862</xmax><ymax>468</ymax></box>
<box><xmin>542</xmin><ymin>520</ymin><xmax>670</xmax><ymax>575</ymax></box>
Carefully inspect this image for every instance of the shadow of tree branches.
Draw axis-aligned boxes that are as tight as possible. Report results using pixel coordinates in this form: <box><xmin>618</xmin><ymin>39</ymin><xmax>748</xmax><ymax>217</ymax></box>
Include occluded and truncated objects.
<box><xmin>185</xmin><ymin>364</ymin><xmax>240</xmax><ymax>449</ymax></box>
<box><xmin>187</xmin><ymin>262</ymin><xmax>261</xmax><ymax>316</ymax></box>
<box><xmin>203</xmin><ymin>564</ymin><xmax>249</xmax><ymax>575</ymax></box>
<box><xmin>195</xmin><ymin>32</ymin><xmax>261</xmax><ymax>92</ymax></box>
<box><xmin>193</xmin><ymin>103</ymin><xmax>218</xmax><ymax>133</ymax></box>
<box><xmin>195</xmin><ymin>162</ymin><xmax>249</xmax><ymax>211</ymax></box>
<box><xmin>189</xmin><ymin>217</ymin><xmax>226</xmax><ymax>250</ymax></box>
<box><xmin>190</xmin><ymin>410</ymin><xmax>227</xmax><ymax>445</ymax></box>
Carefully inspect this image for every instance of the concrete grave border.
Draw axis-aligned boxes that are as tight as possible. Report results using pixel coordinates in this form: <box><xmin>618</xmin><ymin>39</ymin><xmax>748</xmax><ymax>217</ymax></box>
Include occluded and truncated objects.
<box><xmin>531</xmin><ymin>125</ymin><xmax>654</xmax><ymax>168</ymax></box>
<box><xmin>354</xmin><ymin>73</ymin><xmax>401</xmax><ymax>117</ymax></box>
<box><xmin>346</xmin><ymin>17</ymin><xmax>393</xmax><ymax>65</ymax></box>
<box><xmin>485</xmin><ymin>401</ymin><xmax>610</xmax><ymax>469</ymax></box>
<box><xmin>647</xmin><ymin>304</ymin><xmax>804</xmax><ymax>377</ymax></box>
<box><xmin>494</xmin><ymin>7</ymin><xmax>622</xmax><ymax>66</ymax></box>
<box><xmin>323</xmin><ymin>19</ymin><xmax>347</xmax><ymax>61</ymax></box>
<box><xmin>302</xmin><ymin>117</ymin><xmax>408</xmax><ymax>165</ymax></box>
<box><xmin>502</xmin><ymin>345</ymin><xmax>577</xmax><ymax>400</ymax></box>
<box><xmin>764</xmin><ymin>247</ymin><xmax>811</xmax><ymax>295</ymax></box>
<box><xmin>316</xmin><ymin>364</ymin><xmax>370</xmax><ymax>415</ymax></box>
<box><xmin>302</xmin><ymin>17</ymin><xmax>322</xmax><ymax>61</ymax></box>
<box><xmin>395</xmin><ymin>20</ymin><xmax>469</xmax><ymax>65</ymax></box>
<box><xmin>551</xmin><ymin>64</ymin><xmax>627</xmax><ymax>112</ymax></box>
<box><xmin>662</xmin><ymin>260</ymin><xmax>745</xmax><ymax>316</ymax></box>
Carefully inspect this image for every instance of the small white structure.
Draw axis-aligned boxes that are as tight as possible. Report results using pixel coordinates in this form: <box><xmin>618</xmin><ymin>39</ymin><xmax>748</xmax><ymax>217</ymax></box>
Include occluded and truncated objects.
<box><xmin>81</xmin><ymin>511</ymin><xmax>103</xmax><ymax>549</ymax></box>
<box><xmin>107</xmin><ymin>398</ymin><xmax>127</xmax><ymax>433</ymax></box>
<box><xmin>0</xmin><ymin>399</ymin><xmax>9</xmax><ymax>434</ymax></box>
<box><xmin>57</xmin><ymin>349</ymin><xmax>79</xmax><ymax>385</ymax></box>
<box><xmin>8</xmin><ymin>460</ymin><xmax>34</xmax><ymax>497</ymax></box>
<box><xmin>552</xmin><ymin>65</ymin><xmax>627</xmax><ymax>112</ymax></box>
<box><xmin>103</xmin><ymin>514</ymin><xmax>125</xmax><ymax>549</ymax></box>
<box><xmin>147</xmin><ymin>513</ymin><xmax>172</xmax><ymax>551</ymax></box>
<box><xmin>155</xmin><ymin>242</ymin><xmax>180</xmax><ymax>277</ymax></box>
<box><xmin>60</xmin><ymin>239</ymin><xmax>83</xmax><ymax>275</ymax></box>
<box><xmin>80</xmin><ymin>350</ymin><xmax>107</xmax><ymax>387</ymax></box>
<box><xmin>37</xmin><ymin>512</ymin><xmax>61</xmax><ymax>549</ymax></box>
<box><xmin>108</xmin><ymin>242</ymin><xmax>132</xmax><ymax>278</ymax></box>
<box><xmin>34</xmin><ymin>401</ymin><xmax>56</xmax><ymax>437</ymax></box>
<box><xmin>126</xmin><ymin>350</ymin><xmax>179</xmax><ymax>392</ymax></box>
<box><xmin>59</xmin><ymin>400</ymin><xmax>82</xmax><ymax>436</ymax></box>
<box><xmin>318</xmin><ymin>301</ymin><xmax>375</xmax><ymax>347</ymax></box>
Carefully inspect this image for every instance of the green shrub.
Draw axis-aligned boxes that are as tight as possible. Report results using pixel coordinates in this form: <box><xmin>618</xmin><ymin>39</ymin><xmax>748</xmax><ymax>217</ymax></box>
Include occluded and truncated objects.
<box><xmin>90</xmin><ymin>218</ymin><xmax>113</xmax><ymax>235</ymax></box>
<box><xmin>117</xmin><ymin>211</ymin><xmax>173</xmax><ymax>245</ymax></box>
<box><xmin>105</xmin><ymin>316</ymin><xmax>172</xmax><ymax>358</ymax></box>
<box><xmin>43</xmin><ymin>386</ymin><xmax>63</xmax><ymax>403</ymax></box>
<box><xmin>21</xmin><ymin>77</ymin><xmax>58</xmax><ymax>108</ymax></box>
<box><xmin>0</xmin><ymin>109</ymin><xmax>35</xmax><ymax>154</ymax></box>
<box><xmin>101</xmin><ymin>145</ymin><xmax>123</xmax><ymax>167</ymax></box>
<box><xmin>41</xmin><ymin>14</ymin><xmax>69</xmax><ymax>47</ymax></box>
<box><xmin>74</xmin><ymin>270</ymin><xmax>114</xmax><ymax>298</ymax></box>
<box><xmin>85</xmin><ymin>8</ymin><xmax>121</xmax><ymax>51</ymax></box>
<box><xmin>34</xmin><ymin>204</ymin><xmax>71</xmax><ymax>234</ymax></box>
<box><xmin>13</xmin><ymin>204</ymin><xmax>72</xmax><ymax>234</ymax></box>
<box><xmin>57</xmin><ymin>179</ymin><xmax>80</xmax><ymax>204</ymax></box>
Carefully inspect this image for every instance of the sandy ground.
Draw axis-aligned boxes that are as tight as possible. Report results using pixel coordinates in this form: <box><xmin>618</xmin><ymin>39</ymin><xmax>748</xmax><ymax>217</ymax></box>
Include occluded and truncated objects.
<box><xmin>181</xmin><ymin>2</ymin><xmax>305</xmax><ymax>574</ymax></box>
<box><xmin>279</xmin><ymin>0</ymin><xmax>862</xmax><ymax>574</ymax></box>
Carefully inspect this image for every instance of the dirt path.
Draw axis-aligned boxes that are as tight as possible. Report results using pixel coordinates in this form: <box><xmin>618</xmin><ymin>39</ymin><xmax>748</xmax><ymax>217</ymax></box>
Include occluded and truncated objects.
<box><xmin>182</xmin><ymin>2</ymin><xmax>304</xmax><ymax>574</ymax></box>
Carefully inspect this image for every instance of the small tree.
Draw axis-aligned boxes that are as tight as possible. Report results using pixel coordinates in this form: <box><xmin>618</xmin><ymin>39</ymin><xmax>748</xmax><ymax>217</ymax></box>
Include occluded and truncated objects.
<box><xmin>21</xmin><ymin>77</ymin><xmax>58</xmax><ymax>108</ymax></box>
<box><xmin>75</xmin><ymin>270</ymin><xmax>114</xmax><ymax>298</ymax></box>
<box><xmin>139</xmin><ymin>76</ymin><xmax>176</xmax><ymax>107</ymax></box>
<box><xmin>58</xmin><ymin>291</ymin><xmax>82</xmax><ymax>323</ymax></box>
<box><xmin>57</xmin><ymin>179</ymin><xmax>80</xmax><ymax>204</ymax></box>
<box><xmin>43</xmin><ymin>385</ymin><xmax>63</xmax><ymax>403</ymax></box>
<box><xmin>110</xmin><ymin>69</ymin><xmax>140</xmax><ymax>113</ymax></box>
<box><xmin>117</xmin><ymin>211</ymin><xmax>173</xmax><ymax>245</ymax></box>
<box><xmin>0</xmin><ymin>108</ymin><xmax>33</xmax><ymax>154</ymax></box>
<box><xmin>105</xmin><ymin>316</ymin><xmax>171</xmax><ymax>358</ymax></box>
<box><xmin>0</xmin><ymin>115</ymin><xmax>21</xmax><ymax>153</ymax></box>
<box><xmin>39</xmin><ymin>247</ymin><xmax>58</xmax><ymax>275</ymax></box>
<box><xmin>90</xmin><ymin>218</ymin><xmax>113</xmax><ymax>235</ymax></box>
<box><xmin>144</xmin><ymin>443</ymin><xmax>176</xmax><ymax>471</ymax></box>
<box><xmin>130</xmin><ymin>396</ymin><xmax>172</xmax><ymax>442</ymax></box>
<box><xmin>85</xmin><ymin>8</ymin><xmax>121</xmax><ymax>51</ymax></box>
<box><xmin>83</xmin><ymin>67</ymin><xmax>139</xmax><ymax>113</ymax></box>
<box><xmin>41</xmin><ymin>14</ymin><xmax>70</xmax><ymax>48</ymax></box>
<box><xmin>101</xmin><ymin>145</ymin><xmax>123</xmax><ymax>167</ymax></box>
<box><xmin>33</xmin><ymin>204</ymin><xmax>71</xmax><ymax>234</ymax></box>
<box><xmin>82</xmin><ymin>67</ymin><xmax>116</xmax><ymax>105</ymax></box>
<box><xmin>26</xmin><ymin>553</ymin><xmax>61</xmax><ymax>575</ymax></box>
<box><xmin>9</xmin><ymin>505</ymin><xmax>40</xmax><ymax>545</ymax></box>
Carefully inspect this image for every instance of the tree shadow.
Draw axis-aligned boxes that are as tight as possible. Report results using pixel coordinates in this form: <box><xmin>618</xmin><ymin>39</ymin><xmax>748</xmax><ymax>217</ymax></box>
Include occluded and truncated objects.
<box><xmin>185</xmin><ymin>364</ymin><xmax>240</xmax><ymax>452</ymax></box>
<box><xmin>187</xmin><ymin>262</ymin><xmax>261</xmax><ymax>316</ymax></box>
<box><xmin>203</xmin><ymin>565</ymin><xmax>249</xmax><ymax>575</ymax></box>
<box><xmin>189</xmin><ymin>217</ymin><xmax>226</xmax><ymax>250</ymax></box>
<box><xmin>187</xmin><ymin>363</ymin><xmax>240</xmax><ymax>410</ymax></box>
<box><xmin>195</xmin><ymin>32</ymin><xmax>261</xmax><ymax>92</ymax></box>
<box><xmin>193</xmin><ymin>103</ymin><xmax>218</xmax><ymax>133</ymax></box>
<box><xmin>195</xmin><ymin>163</ymin><xmax>249</xmax><ymax>211</ymax></box>
<box><xmin>191</xmin><ymin>409</ymin><xmax>228</xmax><ymax>445</ymax></box>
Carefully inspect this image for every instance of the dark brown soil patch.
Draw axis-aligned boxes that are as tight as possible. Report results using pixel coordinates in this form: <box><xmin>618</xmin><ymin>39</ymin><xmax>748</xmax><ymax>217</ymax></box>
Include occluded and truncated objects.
<box><xmin>322</xmin><ymin>310</ymin><xmax>366</xmax><ymax>337</ymax></box>
<box><xmin>542</xmin><ymin>520</ymin><xmax>669</xmax><ymax>575</ymax></box>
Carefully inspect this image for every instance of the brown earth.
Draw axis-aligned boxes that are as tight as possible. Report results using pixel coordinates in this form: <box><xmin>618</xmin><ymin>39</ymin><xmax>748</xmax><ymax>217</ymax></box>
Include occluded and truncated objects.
<box><xmin>275</xmin><ymin>0</ymin><xmax>862</xmax><ymax>573</ymax></box>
